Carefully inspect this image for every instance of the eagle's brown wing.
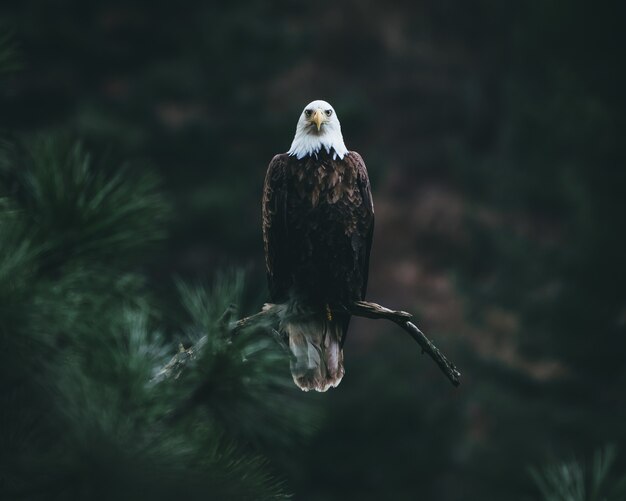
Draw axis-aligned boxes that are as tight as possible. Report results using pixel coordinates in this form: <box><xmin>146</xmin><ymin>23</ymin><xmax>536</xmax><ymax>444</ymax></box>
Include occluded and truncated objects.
<box><xmin>262</xmin><ymin>153</ymin><xmax>291</xmax><ymax>302</ymax></box>
<box><xmin>345</xmin><ymin>151</ymin><xmax>375</xmax><ymax>300</ymax></box>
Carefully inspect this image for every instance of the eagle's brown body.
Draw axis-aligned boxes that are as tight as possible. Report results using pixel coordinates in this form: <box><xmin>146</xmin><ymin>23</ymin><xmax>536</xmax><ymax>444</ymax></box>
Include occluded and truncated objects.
<box><xmin>262</xmin><ymin>149</ymin><xmax>374</xmax><ymax>391</ymax></box>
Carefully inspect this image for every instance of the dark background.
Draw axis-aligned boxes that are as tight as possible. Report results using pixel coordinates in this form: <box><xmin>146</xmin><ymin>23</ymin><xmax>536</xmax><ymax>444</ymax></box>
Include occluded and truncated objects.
<box><xmin>1</xmin><ymin>1</ymin><xmax>625</xmax><ymax>499</ymax></box>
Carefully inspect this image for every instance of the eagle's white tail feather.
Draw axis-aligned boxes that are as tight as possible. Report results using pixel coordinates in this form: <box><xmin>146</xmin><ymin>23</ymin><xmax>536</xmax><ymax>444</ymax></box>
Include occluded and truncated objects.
<box><xmin>284</xmin><ymin>313</ymin><xmax>344</xmax><ymax>392</ymax></box>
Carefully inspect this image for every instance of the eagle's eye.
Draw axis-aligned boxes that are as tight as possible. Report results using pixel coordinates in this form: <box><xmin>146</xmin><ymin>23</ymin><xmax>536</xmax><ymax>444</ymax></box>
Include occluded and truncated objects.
<box><xmin>325</xmin><ymin>109</ymin><xmax>333</xmax><ymax>117</ymax></box>
<box><xmin>304</xmin><ymin>109</ymin><xmax>312</xmax><ymax>118</ymax></box>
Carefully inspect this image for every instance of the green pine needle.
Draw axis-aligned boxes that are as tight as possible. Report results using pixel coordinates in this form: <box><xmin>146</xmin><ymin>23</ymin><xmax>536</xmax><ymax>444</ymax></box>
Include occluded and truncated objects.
<box><xmin>0</xmin><ymin>137</ymin><xmax>169</xmax><ymax>269</ymax></box>
<box><xmin>530</xmin><ymin>446</ymin><xmax>626</xmax><ymax>501</ymax></box>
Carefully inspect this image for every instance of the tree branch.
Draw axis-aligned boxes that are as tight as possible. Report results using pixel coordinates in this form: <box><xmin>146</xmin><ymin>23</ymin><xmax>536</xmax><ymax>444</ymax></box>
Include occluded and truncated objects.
<box><xmin>155</xmin><ymin>300</ymin><xmax>461</xmax><ymax>387</ymax></box>
<box><xmin>347</xmin><ymin>301</ymin><xmax>461</xmax><ymax>387</ymax></box>
<box><xmin>151</xmin><ymin>338</ymin><xmax>207</xmax><ymax>384</ymax></box>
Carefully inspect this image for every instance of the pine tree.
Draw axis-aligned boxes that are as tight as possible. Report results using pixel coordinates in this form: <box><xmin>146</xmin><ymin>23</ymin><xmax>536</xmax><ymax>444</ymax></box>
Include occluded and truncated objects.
<box><xmin>0</xmin><ymin>135</ymin><xmax>313</xmax><ymax>500</ymax></box>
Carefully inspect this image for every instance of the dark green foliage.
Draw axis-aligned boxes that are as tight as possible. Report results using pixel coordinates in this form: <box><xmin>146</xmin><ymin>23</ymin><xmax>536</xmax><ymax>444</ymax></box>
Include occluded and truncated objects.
<box><xmin>175</xmin><ymin>277</ymin><xmax>317</xmax><ymax>449</ymax></box>
<box><xmin>0</xmin><ymin>137</ymin><xmax>310</xmax><ymax>500</ymax></box>
<box><xmin>0</xmin><ymin>138</ymin><xmax>168</xmax><ymax>267</ymax></box>
<box><xmin>454</xmin><ymin>0</ymin><xmax>626</xmax><ymax>372</ymax></box>
<box><xmin>440</xmin><ymin>3</ymin><xmax>626</xmax><ymax>497</ymax></box>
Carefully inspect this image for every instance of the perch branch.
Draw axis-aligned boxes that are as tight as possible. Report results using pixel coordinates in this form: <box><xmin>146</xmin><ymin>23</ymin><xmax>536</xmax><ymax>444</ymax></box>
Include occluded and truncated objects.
<box><xmin>346</xmin><ymin>301</ymin><xmax>461</xmax><ymax>387</ymax></box>
<box><xmin>155</xmin><ymin>300</ymin><xmax>461</xmax><ymax>387</ymax></box>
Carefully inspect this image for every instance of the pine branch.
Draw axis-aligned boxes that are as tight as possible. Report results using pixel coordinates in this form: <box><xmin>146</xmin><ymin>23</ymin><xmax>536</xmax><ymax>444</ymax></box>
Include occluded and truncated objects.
<box><xmin>156</xmin><ymin>300</ymin><xmax>461</xmax><ymax>388</ymax></box>
<box><xmin>151</xmin><ymin>338</ymin><xmax>208</xmax><ymax>384</ymax></box>
<box><xmin>151</xmin><ymin>303</ymin><xmax>236</xmax><ymax>385</ymax></box>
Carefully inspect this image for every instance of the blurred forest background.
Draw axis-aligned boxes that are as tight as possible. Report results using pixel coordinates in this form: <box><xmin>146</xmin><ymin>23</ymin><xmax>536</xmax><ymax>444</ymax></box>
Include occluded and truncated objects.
<box><xmin>1</xmin><ymin>1</ymin><xmax>625</xmax><ymax>500</ymax></box>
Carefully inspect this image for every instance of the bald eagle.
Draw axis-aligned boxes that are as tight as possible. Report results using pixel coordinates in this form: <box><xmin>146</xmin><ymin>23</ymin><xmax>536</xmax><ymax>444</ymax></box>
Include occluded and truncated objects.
<box><xmin>262</xmin><ymin>100</ymin><xmax>374</xmax><ymax>392</ymax></box>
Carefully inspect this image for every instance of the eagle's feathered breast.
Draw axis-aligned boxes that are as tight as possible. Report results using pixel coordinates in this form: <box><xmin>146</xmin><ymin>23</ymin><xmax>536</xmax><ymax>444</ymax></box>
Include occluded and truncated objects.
<box><xmin>263</xmin><ymin>150</ymin><xmax>374</xmax><ymax>308</ymax></box>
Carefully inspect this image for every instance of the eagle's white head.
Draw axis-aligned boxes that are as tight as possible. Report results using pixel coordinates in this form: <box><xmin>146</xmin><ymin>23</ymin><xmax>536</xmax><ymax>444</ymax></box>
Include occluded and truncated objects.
<box><xmin>287</xmin><ymin>100</ymin><xmax>348</xmax><ymax>160</ymax></box>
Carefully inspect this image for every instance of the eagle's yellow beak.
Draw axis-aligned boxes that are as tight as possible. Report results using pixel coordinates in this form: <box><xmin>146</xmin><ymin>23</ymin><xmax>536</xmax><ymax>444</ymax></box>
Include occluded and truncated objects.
<box><xmin>311</xmin><ymin>109</ymin><xmax>324</xmax><ymax>132</ymax></box>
